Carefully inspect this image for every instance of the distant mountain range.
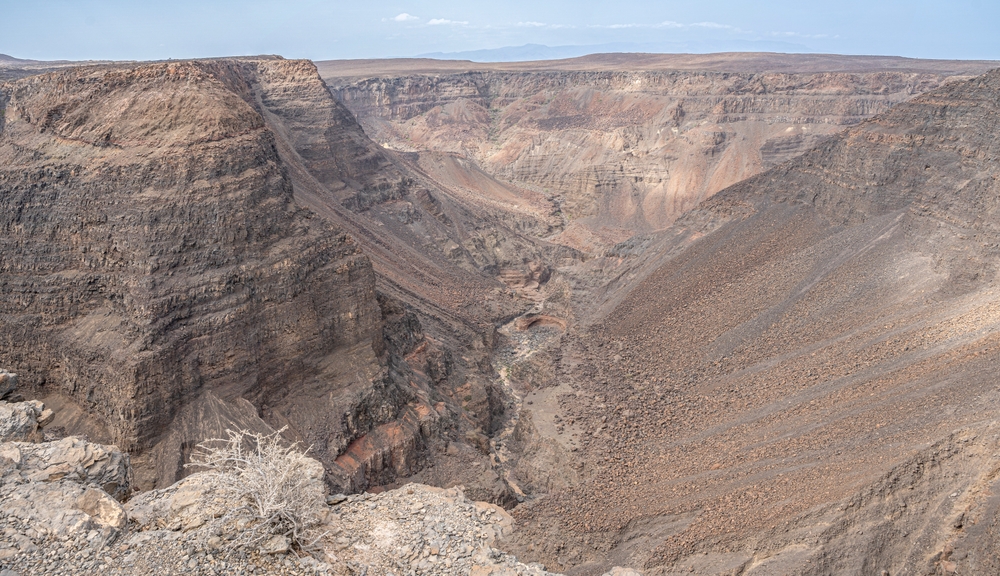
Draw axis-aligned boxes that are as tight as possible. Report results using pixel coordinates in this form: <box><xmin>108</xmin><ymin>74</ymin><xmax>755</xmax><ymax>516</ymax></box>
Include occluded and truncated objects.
<box><xmin>418</xmin><ymin>40</ymin><xmax>814</xmax><ymax>62</ymax></box>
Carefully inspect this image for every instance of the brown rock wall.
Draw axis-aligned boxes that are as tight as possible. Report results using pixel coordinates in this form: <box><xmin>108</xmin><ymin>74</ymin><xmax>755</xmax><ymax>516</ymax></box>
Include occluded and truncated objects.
<box><xmin>0</xmin><ymin>60</ymin><xmax>395</xmax><ymax>487</ymax></box>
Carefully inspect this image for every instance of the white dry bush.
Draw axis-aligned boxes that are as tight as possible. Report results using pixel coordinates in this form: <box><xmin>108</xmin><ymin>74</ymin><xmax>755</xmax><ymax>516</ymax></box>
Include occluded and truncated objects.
<box><xmin>186</xmin><ymin>427</ymin><xmax>326</xmax><ymax>551</ymax></box>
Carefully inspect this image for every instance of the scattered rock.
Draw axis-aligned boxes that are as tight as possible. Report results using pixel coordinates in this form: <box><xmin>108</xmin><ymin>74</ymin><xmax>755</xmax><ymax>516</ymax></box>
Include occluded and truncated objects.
<box><xmin>261</xmin><ymin>535</ymin><xmax>290</xmax><ymax>555</ymax></box>
<box><xmin>326</xmin><ymin>493</ymin><xmax>348</xmax><ymax>506</ymax></box>
<box><xmin>326</xmin><ymin>483</ymin><xmax>555</xmax><ymax>575</ymax></box>
<box><xmin>602</xmin><ymin>568</ymin><xmax>643</xmax><ymax>576</ymax></box>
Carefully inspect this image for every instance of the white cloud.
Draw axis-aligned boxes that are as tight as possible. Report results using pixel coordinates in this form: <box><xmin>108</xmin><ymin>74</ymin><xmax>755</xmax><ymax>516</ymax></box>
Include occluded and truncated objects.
<box><xmin>428</xmin><ymin>18</ymin><xmax>469</xmax><ymax>26</ymax></box>
<box><xmin>517</xmin><ymin>21</ymin><xmax>547</xmax><ymax>27</ymax></box>
<box><xmin>393</xmin><ymin>13</ymin><xmax>419</xmax><ymax>22</ymax></box>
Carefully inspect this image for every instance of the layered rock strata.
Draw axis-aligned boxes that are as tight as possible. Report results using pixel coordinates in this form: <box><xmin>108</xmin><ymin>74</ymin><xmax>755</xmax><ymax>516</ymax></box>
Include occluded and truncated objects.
<box><xmin>0</xmin><ymin>57</ymin><xmax>569</xmax><ymax>496</ymax></box>
<box><xmin>0</xmin><ymin>61</ymin><xmax>408</xmax><ymax>489</ymax></box>
<box><xmin>323</xmin><ymin>64</ymin><xmax>984</xmax><ymax>249</ymax></box>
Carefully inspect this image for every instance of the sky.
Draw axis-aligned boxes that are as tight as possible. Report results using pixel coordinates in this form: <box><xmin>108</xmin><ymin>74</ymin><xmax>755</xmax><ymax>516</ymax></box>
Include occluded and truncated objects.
<box><xmin>1</xmin><ymin>0</ymin><xmax>998</xmax><ymax>62</ymax></box>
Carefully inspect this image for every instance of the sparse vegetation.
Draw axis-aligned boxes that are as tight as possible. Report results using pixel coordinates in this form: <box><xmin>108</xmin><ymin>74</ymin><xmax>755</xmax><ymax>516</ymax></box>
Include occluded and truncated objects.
<box><xmin>186</xmin><ymin>427</ymin><xmax>325</xmax><ymax>551</ymax></box>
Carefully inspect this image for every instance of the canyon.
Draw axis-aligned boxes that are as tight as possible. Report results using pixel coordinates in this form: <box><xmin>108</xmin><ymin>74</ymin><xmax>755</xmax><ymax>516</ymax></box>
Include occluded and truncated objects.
<box><xmin>2</xmin><ymin>52</ymin><xmax>1000</xmax><ymax>575</ymax></box>
<box><xmin>320</xmin><ymin>53</ymin><xmax>995</xmax><ymax>249</ymax></box>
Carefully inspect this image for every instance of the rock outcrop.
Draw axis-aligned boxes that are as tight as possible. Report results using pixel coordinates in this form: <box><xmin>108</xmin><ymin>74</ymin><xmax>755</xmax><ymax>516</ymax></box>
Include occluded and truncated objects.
<box><xmin>0</xmin><ymin>401</ymin><xmax>46</xmax><ymax>443</ymax></box>
<box><xmin>0</xmin><ymin>57</ymin><xmax>573</xmax><ymax>496</ymax></box>
<box><xmin>0</xmin><ymin>60</ymin><xmax>440</xmax><ymax>490</ymax></box>
<box><xmin>3</xmin><ymin>437</ymin><xmax>130</xmax><ymax>500</ymax></box>
<box><xmin>0</xmin><ymin>396</ymin><xmax>576</xmax><ymax>576</ymax></box>
<box><xmin>1</xmin><ymin>399</ymin><xmax>132</xmax><ymax>568</ymax></box>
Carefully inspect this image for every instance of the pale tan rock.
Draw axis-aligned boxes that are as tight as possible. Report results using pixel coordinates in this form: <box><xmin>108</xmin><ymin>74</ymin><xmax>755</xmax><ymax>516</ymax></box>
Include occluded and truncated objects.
<box><xmin>12</xmin><ymin>436</ymin><xmax>130</xmax><ymax>500</ymax></box>
<box><xmin>125</xmin><ymin>473</ymin><xmax>223</xmax><ymax>531</ymax></box>
<box><xmin>37</xmin><ymin>408</ymin><xmax>54</xmax><ymax>427</ymax></box>
<box><xmin>261</xmin><ymin>534</ymin><xmax>290</xmax><ymax>555</ymax></box>
<box><xmin>0</xmin><ymin>400</ymin><xmax>43</xmax><ymax>442</ymax></box>
<box><xmin>3</xmin><ymin>480</ymin><xmax>127</xmax><ymax>537</ymax></box>
<box><xmin>76</xmin><ymin>486</ymin><xmax>128</xmax><ymax>531</ymax></box>
<box><xmin>0</xmin><ymin>370</ymin><xmax>16</xmax><ymax>400</ymax></box>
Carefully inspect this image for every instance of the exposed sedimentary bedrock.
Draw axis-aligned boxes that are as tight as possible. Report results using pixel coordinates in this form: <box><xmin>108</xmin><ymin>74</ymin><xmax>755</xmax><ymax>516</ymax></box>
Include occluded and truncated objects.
<box><xmin>0</xmin><ymin>60</ymin><xmax>405</xmax><ymax>489</ymax></box>
<box><xmin>7</xmin><ymin>51</ymin><xmax>1000</xmax><ymax>576</ymax></box>
<box><xmin>322</xmin><ymin>61</ymin><xmax>989</xmax><ymax>250</ymax></box>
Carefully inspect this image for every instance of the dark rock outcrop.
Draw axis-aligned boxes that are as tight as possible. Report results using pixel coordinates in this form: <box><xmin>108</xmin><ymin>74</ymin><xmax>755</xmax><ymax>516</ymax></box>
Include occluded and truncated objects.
<box><xmin>0</xmin><ymin>57</ymin><xmax>567</xmax><ymax>495</ymax></box>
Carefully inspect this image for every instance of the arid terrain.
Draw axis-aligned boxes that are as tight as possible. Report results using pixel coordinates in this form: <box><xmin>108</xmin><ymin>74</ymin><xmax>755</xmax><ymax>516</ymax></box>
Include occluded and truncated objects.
<box><xmin>3</xmin><ymin>52</ymin><xmax>1000</xmax><ymax>575</ymax></box>
<box><xmin>320</xmin><ymin>53</ymin><xmax>996</xmax><ymax>249</ymax></box>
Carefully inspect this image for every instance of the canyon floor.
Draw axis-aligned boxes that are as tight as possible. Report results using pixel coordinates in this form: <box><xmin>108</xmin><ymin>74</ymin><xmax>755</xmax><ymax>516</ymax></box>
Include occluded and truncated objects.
<box><xmin>3</xmin><ymin>53</ymin><xmax>1000</xmax><ymax>575</ymax></box>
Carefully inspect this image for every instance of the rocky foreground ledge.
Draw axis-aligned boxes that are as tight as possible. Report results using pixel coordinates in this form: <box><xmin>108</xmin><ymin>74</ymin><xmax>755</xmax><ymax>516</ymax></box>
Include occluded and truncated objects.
<box><xmin>0</xmin><ymin>382</ymin><xmax>639</xmax><ymax>576</ymax></box>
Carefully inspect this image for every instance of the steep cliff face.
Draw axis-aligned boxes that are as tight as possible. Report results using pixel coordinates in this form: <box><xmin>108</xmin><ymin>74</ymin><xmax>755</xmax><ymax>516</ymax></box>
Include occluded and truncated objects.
<box><xmin>218</xmin><ymin>58</ymin><xmax>579</xmax><ymax>498</ymax></box>
<box><xmin>499</xmin><ymin>70</ymin><xmax>1000</xmax><ymax>574</ymax></box>
<box><xmin>0</xmin><ymin>58</ymin><xmax>574</xmax><ymax>497</ymax></box>
<box><xmin>0</xmin><ymin>60</ymin><xmax>405</xmax><ymax>488</ymax></box>
<box><xmin>325</xmin><ymin>67</ymin><xmax>977</xmax><ymax>249</ymax></box>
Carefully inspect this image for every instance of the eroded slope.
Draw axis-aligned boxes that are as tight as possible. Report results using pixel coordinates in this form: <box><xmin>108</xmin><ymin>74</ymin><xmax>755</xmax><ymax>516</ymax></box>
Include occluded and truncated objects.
<box><xmin>498</xmin><ymin>70</ymin><xmax>1000</xmax><ymax>575</ymax></box>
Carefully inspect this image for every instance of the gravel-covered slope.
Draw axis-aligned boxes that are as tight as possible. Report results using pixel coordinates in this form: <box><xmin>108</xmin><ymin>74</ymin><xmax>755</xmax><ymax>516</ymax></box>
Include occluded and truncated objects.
<box><xmin>499</xmin><ymin>69</ymin><xmax>1000</xmax><ymax>575</ymax></box>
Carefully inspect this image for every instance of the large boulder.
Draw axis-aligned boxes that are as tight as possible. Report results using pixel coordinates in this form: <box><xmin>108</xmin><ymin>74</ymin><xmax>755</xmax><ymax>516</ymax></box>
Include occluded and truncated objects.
<box><xmin>0</xmin><ymin>400</ymin><xmax>47</xmax><ymax>442</ymax></box>
<box><xmin>126</xmin><ymin>472</ymin><xmax>229</xmax><ymax>533</ymax></box>
<box><xmin>1</xmin><ymin>436</ymin><xmax>131</xmax><ymax>500</ymax></box>
<box><xmin>0</xmin><ymin>480</ymin><xmax>127</xmax><ymax>539</ymax></box>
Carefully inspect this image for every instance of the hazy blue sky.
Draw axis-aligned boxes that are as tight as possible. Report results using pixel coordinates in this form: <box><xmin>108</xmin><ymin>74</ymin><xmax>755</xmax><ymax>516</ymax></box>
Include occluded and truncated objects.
<box><xmin>1</xmin><ymin>0</ymin><xmax>998</xmax><ymax>61</ymax></box>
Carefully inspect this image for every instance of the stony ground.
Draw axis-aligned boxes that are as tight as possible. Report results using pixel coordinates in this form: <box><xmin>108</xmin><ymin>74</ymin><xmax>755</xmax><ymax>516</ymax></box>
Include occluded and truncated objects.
<box><xmin>0</xmin><ymin>476</ymin><xmax>568</xmax><ymax>576</ymax></box>
<box><xmin>0</xmin><ymin>396</ymin><xmax>592</xmax><ymax>576</ymax></box>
